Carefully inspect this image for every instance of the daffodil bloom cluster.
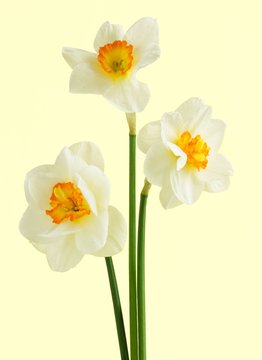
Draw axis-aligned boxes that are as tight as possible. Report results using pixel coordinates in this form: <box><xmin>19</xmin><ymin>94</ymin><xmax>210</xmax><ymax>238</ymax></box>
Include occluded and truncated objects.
<box><xmin>138</xmin><ymin>98</ymin><xmax>233</xmax><ymax>208</ymax></box>
<box><xmin>19</xmin><ymin>17</ymin><xmax>233</xmax><ymax>360</ymax></box>
<box><xmin>20</xmin><ymin>142</ymin><xmax>127</xmax><ymax>272</ymax></box>
<box><xmin>62</xmin><ymin>17</ymin><xmax>160</xmax><ymax>112</ymax></box>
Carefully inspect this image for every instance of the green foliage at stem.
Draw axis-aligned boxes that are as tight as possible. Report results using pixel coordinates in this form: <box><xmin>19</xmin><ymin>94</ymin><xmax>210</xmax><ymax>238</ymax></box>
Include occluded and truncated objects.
<box><xmin>106</xmin><ymin>257</ymin><xmax>129</xmax><ymax>360</ymax></box>
<box><xmin>137</xmin><ymin>179</ymin><xmax>151</xmax><ymax>360</ymax></box>
<box><xmin>129</xmin><ymin>133</ymin><xmax>138</xmax><ymax>360</ymax></box>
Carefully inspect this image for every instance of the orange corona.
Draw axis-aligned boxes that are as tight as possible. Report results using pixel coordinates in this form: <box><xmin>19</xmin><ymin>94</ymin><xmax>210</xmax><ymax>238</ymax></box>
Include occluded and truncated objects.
<box><xmin>46</xmin><ymin>182</ymin><xmax>91</xmax><ymax>224</ymax></box>
<box><xmin>98</xmin><ymin>40</ymin><xmax>133</xmax><ymax>76</ymax></box>
<box><xmin>177</xmin><ymin>131</ymin><xmax>210</xmax><ymax>170</ymax></box>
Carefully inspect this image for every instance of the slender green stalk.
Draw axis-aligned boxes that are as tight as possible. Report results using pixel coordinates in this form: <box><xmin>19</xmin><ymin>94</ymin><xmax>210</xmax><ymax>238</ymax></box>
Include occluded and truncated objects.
<box><xmin>105</xmin><ymin>257</ymin><xmax>129</xmax><ymax>360</ymax></box>
<box><xmin>126</xmin><ymin>112</ymin><xmax>138</xmax><ymax>360</ymax></box>
<box><xmin>137</xmin><ymin>179</ymin><xmax>151</xmax><ymax>360</ymax></box>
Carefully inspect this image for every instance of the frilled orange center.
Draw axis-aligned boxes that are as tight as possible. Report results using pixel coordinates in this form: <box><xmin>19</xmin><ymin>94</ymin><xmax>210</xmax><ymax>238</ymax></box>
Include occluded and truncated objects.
<box><xmin>46</xmin><ymin>182</ymin><xmax>91</xmax><ymax>224</ymax></box>
<box><xmin>177</xmin><ymin>131</ymin><xmax>210</xmax><ymax>170</ymax></box>
<box><xmin>98</xmin><ymin>40</ymin><xmax>133</xmax><ymax>76</ymax></box>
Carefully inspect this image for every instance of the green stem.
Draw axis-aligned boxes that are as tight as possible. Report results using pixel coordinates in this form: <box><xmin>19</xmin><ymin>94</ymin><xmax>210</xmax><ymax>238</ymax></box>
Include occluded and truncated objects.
<box><xmin>137</xmin><ymin>179</ymin><xmax>151</xmax><ymax>360</ymax></box>
<box><xmin>105</xmin><ymin>257</ymin><xmax>129</xmax><ymax>360</ymax></box>
<box><xmin>126</xmin><ymin>112</ymin><xmax>138</xmax><ymax>360</ymax></box>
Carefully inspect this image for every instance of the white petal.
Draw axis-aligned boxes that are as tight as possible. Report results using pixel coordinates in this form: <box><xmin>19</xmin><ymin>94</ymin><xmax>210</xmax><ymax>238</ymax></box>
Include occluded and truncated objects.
<box><xmin>19</xmin><ymin>207</ymin><xmax>56</xmax><ymax>242</ymax></box>
<box><xmin>62</xmin><ymin>47</ymin><xmax>96</xmax><ymax>68</ymax></box>
<box><xmin>24</xmin><ymin>164</ymin><xmax>60</xmax><ymax>210</ymax></box>
<box><xmin>199</xmin><ymin>153</ymin><xmax>233</xmax><ymax>192</ymax></box>
<box><xmin>166</xmin><ymin>142</ymin><xmax>187</xmax><ymax>171</ymax></box>
<box><xmin>43</xmin><ymin>235</ymin><xmax>84</xmax><ymax>272</ymax></box>
<box><xmin>94</xmin><ymin>22</ymin><xmax>124</xmax><ymax>52</ymax></box>
<box><xmin>195</xmin><ymin>118</ymin><xmax>226</xmax><ymax>153</ymax></box>
<box><xmin>161</xmin><ymin>111</ymin><xmax>188</xmax><ymax>144</ymax></box>
<box><xmin>78</xmin><ymin>165</ymin><xmax>110</xmax><ymax>209</ymax></box>
<box><xmin>31</xmin><ymin>240</ymin><xmax>47</xmax><ymax>254</ymax></box>
<box><xmin>93</xmin><ymin>206</ymin><xmax>127</xmax><ymax>257</ymax></box>
<box><xmin>159</xmin><ymin>112</ymin><xmax>190</xmax><ymax>170</ymax></box>
<box><xmin>170</xmin><ymin>167</ymin><xmax>204</xmax><ymax>204</ymax></box>
<box><xmin>144</xmin><ymin>142</ymin><xmax>174</xmax><ymax>187</ymax></box>
<box><xmin>75</xmin><ymin>210</ymin><xmax>109</xmax><ymax>254</ymax></box>
<box><xmin>159</xmin><ymin>180</ymin><xmax>182</xmax><ymax>209</ymax></box>
<box><xmin>125</xmin><ymin>17</ymin><xmax>160</xmax><ymax>70</ymax></box>
<box><xmin>54</xmin><ymin>147</ymin><xmax>87</xmax><ymax>180</ymax></box>
<box><xmin>40</xmin><ymin>220</ymin><xmax>83</xmax><ymax>238</ymax></box>
<box><xmin>20</xmin><ymin>206</ymin><xmax>84</xmax><ymax>241</ymax></box>
<box><xmin>31</xmin><ymin>235</ymin><xmax>84</xmax><ymax>272</ymax></box>
<box><xmin>176</xmin><ymin>98</ymin><xmax>212</xmax><ymax>134</ymax></box>
<box><xmin>69</xmin><ymin>142</ymin><xmax>104</xmax><ymax>171</ymax></box>
<box><xmin>70</xmin><ymin>62</ymin><xmax>110</xmax><ymax>94</ymax></box>
<box><xmin>76</xmin><ymin>174</ymin><xmax>97</xmax><ymax>215</ymax></box>
<box><xmin>137</xmin><ymin>121</ymin><xmax>161</xmax><ymax>154</ymax></box>
<box><xmin>104</xmin><ymin>78</ymin><xmax>150</xmax><ymax>112</ymax></box>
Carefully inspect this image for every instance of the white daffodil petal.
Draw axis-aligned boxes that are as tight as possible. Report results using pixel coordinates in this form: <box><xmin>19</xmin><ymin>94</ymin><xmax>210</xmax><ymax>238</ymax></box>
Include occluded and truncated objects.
<box><xmin>176</xmin><ymin>156</ymin><xmax>188</xmax><ymax>171</ymax></box>
<box><xmin>44</xmin><ymin>235</ymin><xmax>84</xmax><ymax>272</ymax></box>
<box><xmin>19</xmin><ymin>207</ymin><xmax>56</xmax><ymax>243</ymax></box>
<box><xmin>176</xmin><ymin>98</ymin><xmax>212</xmax><ymax>134</ymax></box>
<box><xmin>137</xmin><ymin>121</ymin><xmax>161</xmax><ymax>154</ymax></box>
<box><xmin>78</xmin><ymin>165</ymin><xmax>110</xmax><ymax>209</ymax></box>
<box><xmin>76</xmin><ymin>174</ymin><xmax>97</xmax><ymax>215</ymax></box>
<box><xmin>209</xmin><ymin>154</ymin><xmax>233</xmax><ymax>176</ymax></box>
<box><xmin>62</xmin><ymin>47</ymin><xmax>96</xmax><ymax>68</ymax></box>
<box><xmin>93</xmin><ymin>206</ymin><xmax>127</xmax><ymax>257</ymax></box>
<box><xmin>21</xmin><ymin>205</ymin><xmax>84</xmax><ymax>244</ymax></box>
<box><xmin>76</xmin><ymin>210</ymin><xmax>109</xmax><ymax>254</ymax></box>
<box><xmin>31</xmin><ymin>240</ymin><xmax>47</xmax><ymax>254</ymax></box>
<box><xmin>171</xmin><ymin>167</ymin><xmax>204</xmax><ymax>204</ymax></box>
<box><xmin>161</xmin><ymin>111</ymin><xmax>188</xmax><ymax>145</ymax></box>
<box><xmin>196</xmin><ymin>118</ymin><xmax>226</xmax><ymax>153</ymax></box>
<box><xmin>104</xmin><ymin>78</ymin><xmax>150</xmax><ymax>112</ymax></box>
<box><xmin>94</xmin><ymin>22</ymin><xmax>124</xmax><ymax>52</ymax></box>
<box><xmin>206</xmin><ymin>174</ymin><xmax>230</xmax><ymax>193</ymax></box>
<box><xmin>24</xmin><ymin>164</ymin><xmax>60</xmax><ymax>210</ymax></box>
<box><xmin>159</xmin><ymin>180</ymin><xmax>182</xmax><ymax>209</ymax></box>
<box><xmin>69</xmin><ymin>142</ymin><xmax>104</xmax><ymax>171</ymax></box>
<box><xmin>125</xmin><ymin>17</ymin><xmax>160</xmax><ymax>70</ymax></box>
<box><xmin>144</xmin><ymin>142</ymin><xmax>174</xmax><ymax>187</ymax></box>
<box><xmin>70</xmin><ymin>62</ymin><xmax>110</xmax><ymax>94</ymax></box>
<box><xmin>199</xmin><ymin>153</ymin><xmax>233</xmax><ymax>192</ymax></box>
<box><xmin>166</xmin><ymin>142</ymin><xmax>187</xmax><ymax>171</ymax></box>
<box><xmin>39</xmin><ymin>221</ymin><xmax>83</xmax><ymax>239</ymax></box>
<box><xmin>54</xmin><ymin>147</ymin><xmax>87</xmax><ymax>180</ymax></box>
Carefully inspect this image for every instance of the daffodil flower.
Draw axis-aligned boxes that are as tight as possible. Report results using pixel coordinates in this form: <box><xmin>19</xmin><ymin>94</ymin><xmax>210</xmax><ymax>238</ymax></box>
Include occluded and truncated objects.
<box><xmin>138</xmin><ymin>98</ymin><xmax>233</xmax><ymax>208</ymax></box>
<box><xmin>62</xmin><ymin>17</ymin><xmax>160</xmax><ymax>112</ymax></box>
<box><xmin>19</xmin><ymin>142</ymin><xmax>127</xmax><ymax>272</ymax></box>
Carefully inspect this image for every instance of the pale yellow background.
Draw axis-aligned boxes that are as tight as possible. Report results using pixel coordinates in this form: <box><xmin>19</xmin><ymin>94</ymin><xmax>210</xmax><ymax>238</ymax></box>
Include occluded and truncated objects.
<box><xmin>1</xmin><ymin>0</ymin><xmax>261</xmax><ymax>359</ymax></box>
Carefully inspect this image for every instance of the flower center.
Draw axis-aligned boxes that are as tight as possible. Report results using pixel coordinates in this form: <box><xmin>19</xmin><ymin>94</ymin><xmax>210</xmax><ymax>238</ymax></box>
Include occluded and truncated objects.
<box><xmin>176</xmin><ymin>131</ymin><xmax>210</xmax><ymax>170</ymax></box>
<box><xmin>46</xmin><ymin>182</ymin><xmax>91</xmax><ymax>224</ymax></box>
<box><xmin>98</xmin><ymin>40</ymin><xmax>133</xmax><ymax>76</ymax></box>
